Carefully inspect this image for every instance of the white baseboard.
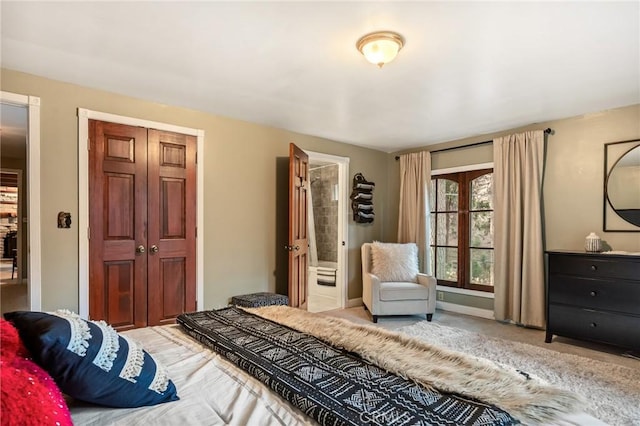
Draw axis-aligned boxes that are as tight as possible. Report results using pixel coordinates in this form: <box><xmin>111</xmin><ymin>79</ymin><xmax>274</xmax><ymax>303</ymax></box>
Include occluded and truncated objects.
<box><xmin>436</xmin><ymin>301</ymin><xmax>495</xmax><ymax>320</ymax></box>
<box><xmin>346</xmin><ymin>297</ymin><xmax>363</xmax><ymax>308</ymax></box>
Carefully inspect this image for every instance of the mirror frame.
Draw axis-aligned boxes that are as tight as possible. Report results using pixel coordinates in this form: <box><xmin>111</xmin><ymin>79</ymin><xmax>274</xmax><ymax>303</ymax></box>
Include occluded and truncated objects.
<box><xmin>603</xmin><ymin>139</ymin><xmax>640</xmax><ymax>232</ymax></box>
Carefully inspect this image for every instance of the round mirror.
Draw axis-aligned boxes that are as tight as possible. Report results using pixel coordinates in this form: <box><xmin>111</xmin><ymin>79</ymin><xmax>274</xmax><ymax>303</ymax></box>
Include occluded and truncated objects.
<box><xmin>606</xmin><ymin>145</ymin><xmax>640</xmax><ymax>226</ymax></box>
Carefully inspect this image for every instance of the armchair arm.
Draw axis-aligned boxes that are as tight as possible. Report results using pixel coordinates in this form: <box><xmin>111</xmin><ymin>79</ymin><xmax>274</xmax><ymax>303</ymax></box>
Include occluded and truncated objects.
<box><xmin>362</xmin><ymin>272</ymin><xmax>381</xmax><ymax>312</ymax></box>
<box><xmin>416</xmin><ymin>273</ymin><xmax>437</xmax><ymax>314</ymax></box>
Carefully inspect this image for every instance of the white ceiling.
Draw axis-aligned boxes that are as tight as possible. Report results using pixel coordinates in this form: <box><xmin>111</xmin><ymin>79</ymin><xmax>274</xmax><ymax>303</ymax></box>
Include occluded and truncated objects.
<box><xmin>1</xmin><ymin>1</ymin><xmax>638</xmax><ymax>153</ymax></box>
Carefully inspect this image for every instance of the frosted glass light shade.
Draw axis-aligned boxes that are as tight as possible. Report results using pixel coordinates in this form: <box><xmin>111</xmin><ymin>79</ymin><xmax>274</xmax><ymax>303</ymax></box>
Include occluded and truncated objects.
<box><xmin>356</xmin><ymin>31</ymin><xmax>404</xmax><ymax>68</ymax></box>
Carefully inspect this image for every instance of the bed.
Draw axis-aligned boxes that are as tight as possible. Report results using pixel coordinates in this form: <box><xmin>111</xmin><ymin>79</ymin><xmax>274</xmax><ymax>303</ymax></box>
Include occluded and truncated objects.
<box><xmin>3</xmin><ymin>307</ymin><xmax>605</xmax><ymax>426</ymax></box>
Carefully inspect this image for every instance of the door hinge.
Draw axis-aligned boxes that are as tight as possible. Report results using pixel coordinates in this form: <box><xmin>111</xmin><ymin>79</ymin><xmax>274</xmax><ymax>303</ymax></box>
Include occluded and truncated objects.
<box><xmin>87</xmin><ymin>227</ymin><xmax>90</xmax><ymax>239</ymax></box>
<box><xmin>195</xmin><ymin>152</ymin><xmax>197</xmax><ymax>164</ymax></box>
<box><xmin>87</xmin><ymin>138</ymin><xmax>90</xmax><ymax>150</ymax></box>
<box><xmin>195</xmin><ymin>227</ymin><xmax>197</xmax><ymax>238</ymax></box>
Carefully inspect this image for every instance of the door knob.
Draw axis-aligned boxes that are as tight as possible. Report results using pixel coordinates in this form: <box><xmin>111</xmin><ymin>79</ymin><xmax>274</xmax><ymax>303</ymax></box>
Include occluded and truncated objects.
<box><xmin>136</xmin><ymin>245</ymin><xmax>145</xmax><ymax>254</ymax></box>
<box><xmin>293</xmin><ymin>245</ymin><xmax>300</xmax><ymax>251</ymax></box>
<box><xmin>150</xmin><ymin>245</ymin><xmax>159</xmax><ymax>254</ymax></box>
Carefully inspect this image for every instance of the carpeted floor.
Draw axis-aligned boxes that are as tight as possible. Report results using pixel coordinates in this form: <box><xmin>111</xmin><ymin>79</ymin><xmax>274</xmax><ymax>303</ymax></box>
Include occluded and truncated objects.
<box><xmin>398</xmin><ymin>320</ymin><xmax>640</xmax><ymax>425</ymax></box>
<box><xmin>323</xmin><ymin>307</ymin><xmax>640</xmax><ymax>426</ymax></box>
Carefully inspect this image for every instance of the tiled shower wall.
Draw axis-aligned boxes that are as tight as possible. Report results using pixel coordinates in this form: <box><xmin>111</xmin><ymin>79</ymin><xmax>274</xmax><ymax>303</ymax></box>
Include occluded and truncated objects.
<box><xmin>310</xmin><ymin>164</ymin><xmax>338</xmax><ymax>262</ymax></box>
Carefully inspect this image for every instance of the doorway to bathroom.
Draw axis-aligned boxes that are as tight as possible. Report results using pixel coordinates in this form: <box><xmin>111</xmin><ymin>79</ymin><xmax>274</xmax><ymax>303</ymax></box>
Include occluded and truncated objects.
<box><xmin>306</xmin><ymin>151</ymin><xmax>349</xmax><ymax>312</ymax></box>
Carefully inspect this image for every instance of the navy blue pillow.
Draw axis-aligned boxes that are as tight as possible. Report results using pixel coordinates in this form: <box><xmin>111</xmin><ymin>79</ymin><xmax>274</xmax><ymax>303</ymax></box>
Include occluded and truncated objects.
<box><xmin>3</xmin><ymin>310</ymin><xmax>179</xmax><ymax>408</ymax></box>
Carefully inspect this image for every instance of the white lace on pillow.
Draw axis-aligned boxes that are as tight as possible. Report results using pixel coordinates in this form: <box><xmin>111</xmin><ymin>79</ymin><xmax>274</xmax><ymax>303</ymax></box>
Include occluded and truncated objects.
<box><xmin>370</xmin><ymin>242</ymin><xmax>419</xmax><ymax>282</ymax></box>
<box><xmin>52</xmin><ymin>309</ymin><xmax>91</xmax><ymax>357</ymax></box>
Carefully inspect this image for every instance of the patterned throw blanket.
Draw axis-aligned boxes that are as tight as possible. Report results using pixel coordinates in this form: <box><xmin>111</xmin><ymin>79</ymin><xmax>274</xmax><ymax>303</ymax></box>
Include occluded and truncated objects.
<box><xmin>177</xmin><ymin>307</ymin><xmax>517</xmax><ymax>426</ymax></box>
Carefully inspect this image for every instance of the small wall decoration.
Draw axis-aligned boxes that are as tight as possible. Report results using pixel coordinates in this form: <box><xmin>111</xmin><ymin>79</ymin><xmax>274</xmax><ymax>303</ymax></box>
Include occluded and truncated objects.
<box><xmin>350</xmin><ymin>173</ymin><xmax>375</xmax><ymax>223</ymax></box>
<box><xmin>57</xmin><ymin>212</ymin><xmax>72</xmax><ymax>229</ymax></box>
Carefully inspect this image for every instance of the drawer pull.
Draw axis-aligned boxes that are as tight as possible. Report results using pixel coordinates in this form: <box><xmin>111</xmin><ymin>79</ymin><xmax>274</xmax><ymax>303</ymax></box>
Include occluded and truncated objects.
<box><xmin>589</xmin><ymin>291</ymin><xmax>597</xmax><ymax>297</ymax></box>
<box><xmin>590</xmin><ymin>322</ymin><xmax>597</xmax><ymax>328</ymax></box>
<box><xmin>590</xmin><ymin>265</ymin><xmax>597</xmax><ymax>271</ymax></box>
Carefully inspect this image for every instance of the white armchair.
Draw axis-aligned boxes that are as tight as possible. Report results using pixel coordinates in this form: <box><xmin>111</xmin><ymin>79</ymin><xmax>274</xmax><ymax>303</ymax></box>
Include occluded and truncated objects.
<box><xmin>361</xmin><ymin>242</ymin><xmax>436</xmax><ymax>323</ymax></box>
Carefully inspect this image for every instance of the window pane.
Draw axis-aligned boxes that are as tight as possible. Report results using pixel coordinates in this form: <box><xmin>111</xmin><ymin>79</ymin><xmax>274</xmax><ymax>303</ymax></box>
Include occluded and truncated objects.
<box><xmin>436</xmin><ymin>247</ymin><xmax>457</xmax><ymax>281</ymax></box>
<box><xmin>471</xmin><ymin>173</ymin><xmax>492</xmax><ymax>210</ymax></box>
<box><xmin>437</xmin><ymin>179</ymin><xmax>458</xmax><ymax>212</ymax></box>
<box><xmin>430</xmin><ymin>180</ymin><xmax>436</xmax><ymax>212</ymax></box>
<box><xmin>470</xmin><ymin>211</ymin><xmax>493</xmax><ymax>248</ymax></box>
<box><xmin>429</xmin><ymin>246</ymin><xmax>435</xmax><ymax>276</ymax></box>
<box><xmin>436</xmin><ymin>213</ymin><xmax>458</xmax><ymax>246</ymax></box>
<box><xmin>470</xmin><ymin>248</ymin><xmax>494</xmax><ymax>286</ymax></box>
<box><xmin>430</xmin><ymin>214</ymin><xmax>436</xmax><ymax>246</ymax></box>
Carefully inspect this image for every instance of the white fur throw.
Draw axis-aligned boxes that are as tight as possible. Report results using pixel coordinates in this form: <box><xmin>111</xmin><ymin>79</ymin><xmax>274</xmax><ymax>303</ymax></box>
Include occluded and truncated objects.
<box><xmin>370</xmin><ymin>242</ymin><xmax>419</xmax><ymax>282</ymax></box>
<box><xmin>246</xmin><ymin>306</ymin><xmax>584</xmax><ymax>425</ymax></box>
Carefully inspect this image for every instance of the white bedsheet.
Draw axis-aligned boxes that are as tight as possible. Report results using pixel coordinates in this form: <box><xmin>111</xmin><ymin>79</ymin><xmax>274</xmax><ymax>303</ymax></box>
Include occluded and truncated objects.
<box><xmin>69</xmin><ymin>324</ymin><xmax>606</xmax><ymax>426</ymax></box>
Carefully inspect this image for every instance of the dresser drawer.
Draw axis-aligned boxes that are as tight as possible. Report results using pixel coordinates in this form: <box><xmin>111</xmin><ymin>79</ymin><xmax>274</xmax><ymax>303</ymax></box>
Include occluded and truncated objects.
<box><xmin>548</xmin><ymin>254</ymin><xmax>639</xmax><ymax>280</ymax></box>
<box><xmin>548</xmin><ymin>304</ymin><xmax>640</xmax><ymax>349</ymax></box>
<box><xmin>548</xmin><ymin>276</ymin><xmax>640</xmax><ymax>314</ymax></box>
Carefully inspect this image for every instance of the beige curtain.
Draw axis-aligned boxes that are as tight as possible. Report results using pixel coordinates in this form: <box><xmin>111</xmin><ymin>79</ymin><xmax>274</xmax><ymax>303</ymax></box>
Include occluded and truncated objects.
<box><xmin>493</xmin><ymin>130</ymin><xmax>545</xmax><ymax>328</ymax></box>
<box><xmin>398</xmin><ymin>151</ymin><xmax>432</xmax><ymax>273</ymax></box>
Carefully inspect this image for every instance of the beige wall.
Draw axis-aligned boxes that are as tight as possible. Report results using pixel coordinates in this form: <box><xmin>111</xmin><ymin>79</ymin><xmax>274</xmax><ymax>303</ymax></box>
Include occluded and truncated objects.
<box><xmin>544</xmin><ymin>106</ymin><xmax>640</xmax><ymax>250</ymax></box>
<box><xmin>1</xmin><ymin>69</ymin><xmax>389</xmax><ymax>311</ymax></box>
<box><xmin>4</xmin><ymin>67</ymin><xmax>637</xmax><ymax>314</ymax></box>
<box><xmin>385</xmin><ymin>104</ymin><xmax>640</xmax><ymax>309</ymax></box>
<box><xmin>387</xmin><ymin>104</ymin><xmax>640</xmax><ymax>249</ymax></box>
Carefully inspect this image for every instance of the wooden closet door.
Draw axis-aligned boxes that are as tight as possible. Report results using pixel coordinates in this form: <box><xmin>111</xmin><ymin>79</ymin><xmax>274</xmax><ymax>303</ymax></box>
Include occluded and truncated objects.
<box><xmin>89</xmin><ymin>120</ymin><xmax>148</xmax><ymax>330</ymax></box>
<box><xmin>146</xmin><ymin>129</ymin><xmax>197</xmax><ymax>326</ymax></box>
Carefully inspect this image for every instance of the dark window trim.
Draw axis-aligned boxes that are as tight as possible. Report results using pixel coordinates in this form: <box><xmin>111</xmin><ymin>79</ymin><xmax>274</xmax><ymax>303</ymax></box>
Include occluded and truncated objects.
<box><xmin>431</xmin><ymin>168</ymin><xmax>494</xmax><ymax>293</ymax></box>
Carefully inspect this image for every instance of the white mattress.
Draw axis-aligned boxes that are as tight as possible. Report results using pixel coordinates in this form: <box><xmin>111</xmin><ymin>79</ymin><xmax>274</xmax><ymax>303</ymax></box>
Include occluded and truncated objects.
<box><xmin>69</xmin><ymin>324</ymin><xmax>605</xmax><ymax>426</ymax></box>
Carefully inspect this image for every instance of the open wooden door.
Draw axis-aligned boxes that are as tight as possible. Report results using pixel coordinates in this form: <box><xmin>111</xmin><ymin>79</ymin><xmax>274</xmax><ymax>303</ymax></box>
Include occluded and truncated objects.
<box><xmin>288</xmin><ymin>143</ymin><xmax>309</xmax><ymax>308</ymax></box>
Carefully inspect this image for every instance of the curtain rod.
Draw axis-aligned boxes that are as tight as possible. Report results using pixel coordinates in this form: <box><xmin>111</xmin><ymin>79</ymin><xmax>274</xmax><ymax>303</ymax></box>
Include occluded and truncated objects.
<box><xmin>395</xmin><ymin>128</ymin><xmax>553</xmax><ymax>160</ymax></box>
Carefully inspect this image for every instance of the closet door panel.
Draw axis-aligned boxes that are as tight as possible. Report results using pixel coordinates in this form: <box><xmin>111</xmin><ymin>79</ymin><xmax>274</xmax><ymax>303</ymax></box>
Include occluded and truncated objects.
<box><xmin>147</xmin><ymin>129</ymin><xmax>197</xmax><ymax>326</ymax></box>
<box><xmin>161</xmin><ymin>178</ymin><xmax>186</xmax><ymax>238</ymax></box>
<box><xmin>104</xmin><ymin>260</ymin><xmax>135</xmax><ymax>327</ymax></box>
<box><xmin>89</xmin><ymin>120</ymin><xmax>148</xmax><ymax>331</ymax></box>
<box><xmin>104</xmin><ymin>173</ymin><xmax>134</xmax><ymax>238</ymax></box>
<box><xmin>159</xmin><ymin>257</ymin><xmax>186</xmax><ymax>318</ymax></box>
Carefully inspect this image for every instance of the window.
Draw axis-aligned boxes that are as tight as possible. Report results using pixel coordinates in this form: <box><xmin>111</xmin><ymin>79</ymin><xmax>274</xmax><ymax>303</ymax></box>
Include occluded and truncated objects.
<box><xmin>430</xmin><ymin>169</ymin><xmax>494</xmax><ymax>292</ymax></box>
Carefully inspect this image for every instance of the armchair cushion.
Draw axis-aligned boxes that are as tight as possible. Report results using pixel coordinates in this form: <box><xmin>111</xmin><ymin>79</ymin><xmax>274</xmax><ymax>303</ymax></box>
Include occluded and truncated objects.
<box><xmin>379</xmin><ymin>282</ymin><xmax>430</xmax><ymax>301</ymax></box>
<box><xmin>370</xmin><ymin>242</ymin><xmax>419</xmax><ymax>282</ymax></box>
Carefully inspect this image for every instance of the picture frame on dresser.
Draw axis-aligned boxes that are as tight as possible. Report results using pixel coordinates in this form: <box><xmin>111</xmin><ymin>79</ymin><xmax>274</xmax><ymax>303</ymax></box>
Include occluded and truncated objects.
<box><xmin>545</xmin><ymin>250</ymin><xmax>640</xmax><ymax>351</ymax></box>
<box><xmin>603</xmin><ymin>139</ymin><xmax>640</xmax><ymax>232</ymax></box>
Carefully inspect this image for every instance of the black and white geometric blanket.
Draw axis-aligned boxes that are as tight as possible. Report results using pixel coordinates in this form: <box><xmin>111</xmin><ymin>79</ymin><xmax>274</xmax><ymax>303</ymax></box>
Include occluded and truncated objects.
<box><xmin>177</xmin><ymin>307</ymin><xmax>518</xmax><ymax>426</ymax></box>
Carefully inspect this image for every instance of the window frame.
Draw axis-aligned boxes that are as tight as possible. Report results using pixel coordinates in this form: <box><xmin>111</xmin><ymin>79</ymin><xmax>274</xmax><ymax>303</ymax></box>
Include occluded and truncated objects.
<box><xmin>430</xmin><ymin>167</ymin><xmax>494</xmax><ymax>293</ymax></box>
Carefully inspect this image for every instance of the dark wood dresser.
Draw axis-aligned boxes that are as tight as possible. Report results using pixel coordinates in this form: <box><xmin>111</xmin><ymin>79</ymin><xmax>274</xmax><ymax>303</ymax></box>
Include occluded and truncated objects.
<box><xmin>545</xmin><ymin>250</ymin><xmax>640</xmax><ymax>349</ymax></box>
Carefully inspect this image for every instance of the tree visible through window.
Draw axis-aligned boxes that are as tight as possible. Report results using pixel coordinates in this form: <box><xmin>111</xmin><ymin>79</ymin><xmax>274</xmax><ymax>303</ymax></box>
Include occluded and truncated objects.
<box><xmin>430</xmin><ymin>169</ymin><xmax>494</xmax><ymax>292</ymax></box>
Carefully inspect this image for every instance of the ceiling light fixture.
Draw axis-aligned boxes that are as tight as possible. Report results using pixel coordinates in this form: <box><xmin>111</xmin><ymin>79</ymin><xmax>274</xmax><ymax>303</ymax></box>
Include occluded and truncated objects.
<box><xmin>356</xmin><ymin>31</ymin><xmax>405</xmax><ymax>68</ymax></box>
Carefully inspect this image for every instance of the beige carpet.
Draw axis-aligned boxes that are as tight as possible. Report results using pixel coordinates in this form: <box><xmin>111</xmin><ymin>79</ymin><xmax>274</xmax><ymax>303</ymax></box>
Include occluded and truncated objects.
<box><xmin>398</xmin><ymin>320</ymin><xmax>640</xmax><ymax>426</ymax></box>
